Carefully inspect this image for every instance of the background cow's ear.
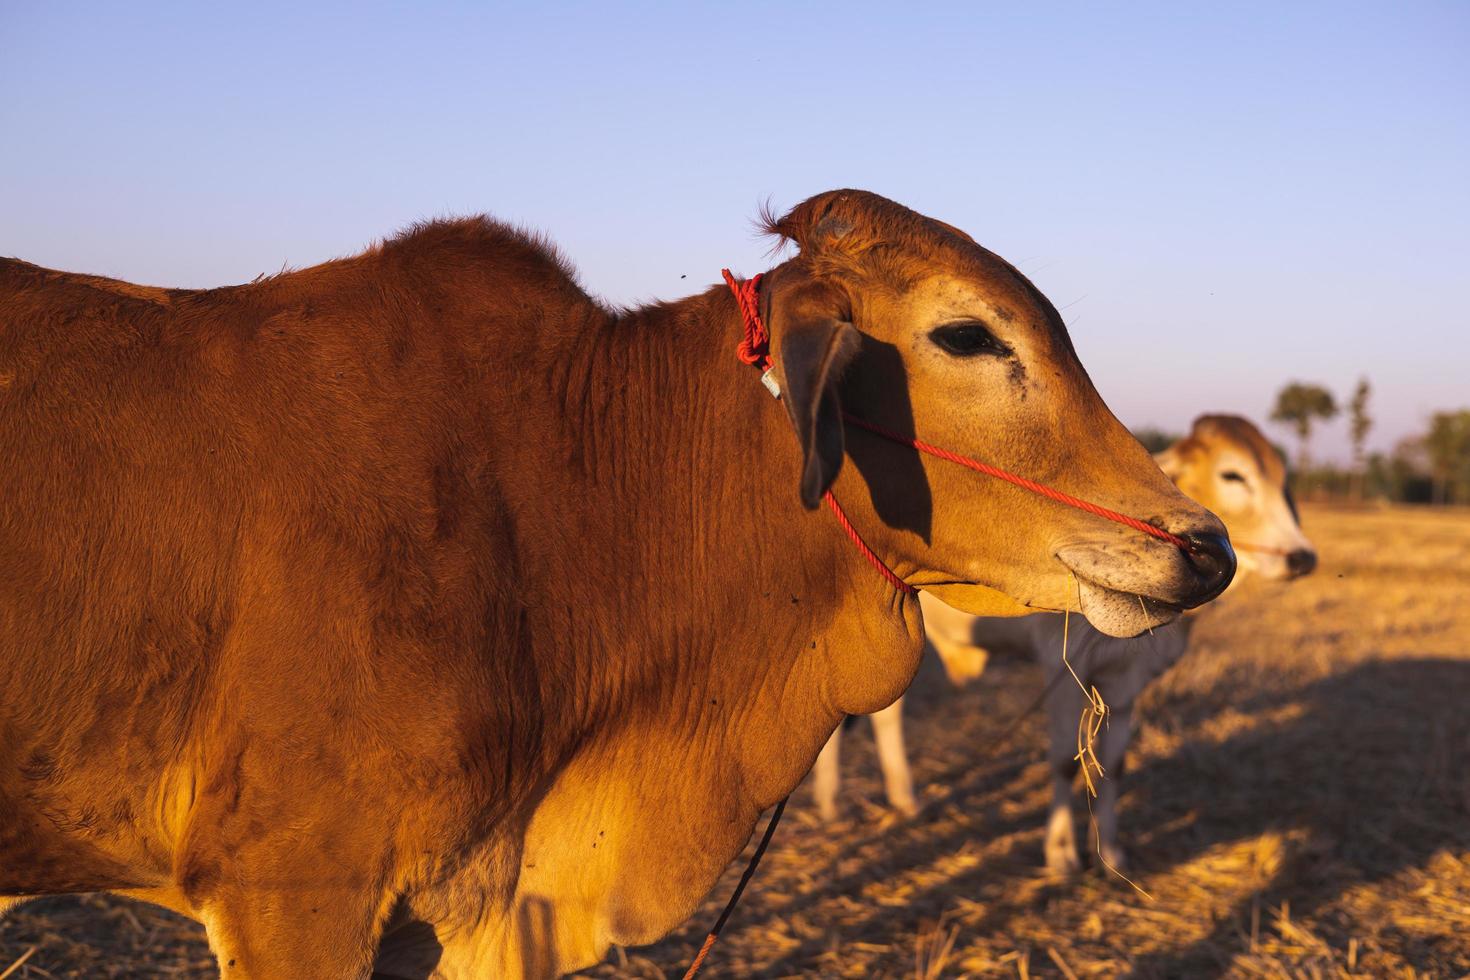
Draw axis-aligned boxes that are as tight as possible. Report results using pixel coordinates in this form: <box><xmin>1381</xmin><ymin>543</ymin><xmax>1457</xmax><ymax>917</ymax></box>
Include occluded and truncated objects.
<box><xmin>770</xmin><ymin>278</ymin><xmax>861</xmax><ymax>508</ymax></box>
<box><xmin>1153</xmin><ymin>444</ymin><xmax>1187</xmax><ymax>483</ymax></box>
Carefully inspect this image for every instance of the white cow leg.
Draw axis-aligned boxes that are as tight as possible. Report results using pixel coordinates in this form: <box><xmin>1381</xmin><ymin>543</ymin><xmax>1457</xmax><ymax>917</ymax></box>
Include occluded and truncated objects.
<box><xmin>870</xmin><ymin>696</ymin><xmax>918</xmax><ymax>816</ymax></box>
<box><xmin>1044</xmin><ymin>757</ymin><xmax>1082</xmax><ymax>875</ymax></box>
<box><xmin>813</xmin><ymin>723</ymin><xmax>843</xmax><ymax>822</ymax></box>
<box><xmin>1091</xmin><ymin>705</ymin><xmax>1135</xmax><ymax>872</ymax></box>
<box><xmin>1043</xmin><ymin>673</ymin><xmax>1087</xmax><ymax>875</ymax></box>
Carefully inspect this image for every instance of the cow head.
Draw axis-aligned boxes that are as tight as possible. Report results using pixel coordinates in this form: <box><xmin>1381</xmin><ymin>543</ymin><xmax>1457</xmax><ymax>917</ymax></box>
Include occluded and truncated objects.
<box><xmin>758</xmin><ymin>190</ymin><xmax>1234</xmax><ymax>637</ymax></box>
<box><xmin>1155</xmin><ymin>415</ymin><xmax>1317</xmax><ymax>583</ymax></box>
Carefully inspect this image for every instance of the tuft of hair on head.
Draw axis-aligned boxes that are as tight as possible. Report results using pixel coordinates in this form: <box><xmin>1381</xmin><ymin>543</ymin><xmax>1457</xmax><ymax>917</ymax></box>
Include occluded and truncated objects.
<box><xmin>757</xmin><ymin>191</ymin><xmax>866</xmax><ymax>255</ymax></box>
<box><xmin>754</xmin><ymin>189</ymin><xmax>990</xmax><ymax>293</ymax></box>
<box><xmin>753</xmin><ymin>197</ymin><xmax>797</xmax><ymax>258</ymax></box>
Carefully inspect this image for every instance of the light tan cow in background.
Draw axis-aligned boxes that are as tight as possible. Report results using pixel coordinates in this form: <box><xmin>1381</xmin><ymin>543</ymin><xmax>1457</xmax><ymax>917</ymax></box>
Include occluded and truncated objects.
<box><xmin>815</xmin><ymin>415</ymin><xmax>1316</xmax><ymax>872</ymax></box>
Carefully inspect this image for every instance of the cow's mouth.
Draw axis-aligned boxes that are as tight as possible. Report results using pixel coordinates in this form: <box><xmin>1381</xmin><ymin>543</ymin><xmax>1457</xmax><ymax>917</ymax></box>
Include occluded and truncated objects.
<box><xmin>918</xmin><ymin>571</ymin><xmax>1183</xmax><ymax>638</ymax></box>
<box><xmin>919</xmin><ymin>529</ymin><xmax>1230</xmax><ymax>637</ymax></box>
<box><xmin>1052</xmin><ymin>542</ymin><xmax>1209</xmax><ymax>637</ymax></box>
<box><xmin>1064</xmin><ymin>573</ymin><xmax>1183</xmax><ymax>637</ymax></box>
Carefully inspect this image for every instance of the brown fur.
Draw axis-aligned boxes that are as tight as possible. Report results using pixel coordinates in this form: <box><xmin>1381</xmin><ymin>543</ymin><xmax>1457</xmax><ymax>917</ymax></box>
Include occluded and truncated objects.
<box><xmin>0</xmin><ymin>191</ymin><xmax>1228</xmax><ymax>977</ymax></box>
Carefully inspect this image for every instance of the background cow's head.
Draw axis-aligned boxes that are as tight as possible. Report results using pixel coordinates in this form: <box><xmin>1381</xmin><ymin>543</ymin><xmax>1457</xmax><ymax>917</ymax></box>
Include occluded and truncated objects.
<box><xmin>757</xmin><ymin>190</ymin><xmax>1235</xmax><ymax>636</ymax></box>
<box><xmin>1156</xmin><ymin>415</ymin><xmax>1317</xmax><ymax>584</ymax></box>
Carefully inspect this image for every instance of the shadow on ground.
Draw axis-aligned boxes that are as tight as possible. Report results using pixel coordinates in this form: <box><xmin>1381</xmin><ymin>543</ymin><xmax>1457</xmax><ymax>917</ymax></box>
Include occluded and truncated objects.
<box><xmin>1120</xmin><ymin>656</ymin><xmax>1470</xmax><ymax>977</ymax></box>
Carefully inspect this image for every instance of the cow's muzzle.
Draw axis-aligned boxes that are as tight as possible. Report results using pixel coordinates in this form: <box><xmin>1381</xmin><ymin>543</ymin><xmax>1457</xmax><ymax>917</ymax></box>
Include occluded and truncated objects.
<box><xmin>1177</xmin><ymin>531</ymin><xmax>1236</xmax><ymax>607</ymax></box>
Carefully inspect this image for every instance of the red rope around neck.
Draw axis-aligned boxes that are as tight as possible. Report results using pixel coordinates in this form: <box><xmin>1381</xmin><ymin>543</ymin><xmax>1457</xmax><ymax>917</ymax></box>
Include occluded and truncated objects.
<box><xmin>820</xmin><ymin>489</ymin><xmax>916</xmax><ymax>594</ymax></box>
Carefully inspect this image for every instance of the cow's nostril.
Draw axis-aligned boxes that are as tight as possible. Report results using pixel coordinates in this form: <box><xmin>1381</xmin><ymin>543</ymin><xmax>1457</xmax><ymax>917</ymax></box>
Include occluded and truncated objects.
<box><xmin>1287</xmin><ymin>548</ymin><xmax>1317</xmax><ymax>577</ymax></box>
<box><xmin>1179</xmin><ymin>531</ymin><xmax>1236</xmax><ymax>607</ymax></box>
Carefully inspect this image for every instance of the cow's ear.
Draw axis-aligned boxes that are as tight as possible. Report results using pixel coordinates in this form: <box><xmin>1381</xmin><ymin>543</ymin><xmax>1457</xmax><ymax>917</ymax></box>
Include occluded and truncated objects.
<box><xmin>768</xmin><ymin>278</ymin><xmax>861</xmax><ymax>509</ymax></box>
<box><xmin>1153</xmin><ymin>444</ymin><xmax>1186</xmax><ymax>483</ymax></box>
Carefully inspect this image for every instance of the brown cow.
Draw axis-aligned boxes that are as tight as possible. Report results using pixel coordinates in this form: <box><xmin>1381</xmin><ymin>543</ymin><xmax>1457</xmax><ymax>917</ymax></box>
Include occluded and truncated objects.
<box><xmin>0</xmin><ymin>191</ymin><xmax>1233</xmax><ymax>978</ymax></box>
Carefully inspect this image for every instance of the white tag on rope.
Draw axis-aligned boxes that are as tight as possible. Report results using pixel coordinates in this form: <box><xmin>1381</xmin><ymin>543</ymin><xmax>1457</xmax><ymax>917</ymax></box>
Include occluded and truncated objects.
<box><xmin>760</xmin><ymin>369</ymin><xmax>782</xmax><ymax>399</ymax></box>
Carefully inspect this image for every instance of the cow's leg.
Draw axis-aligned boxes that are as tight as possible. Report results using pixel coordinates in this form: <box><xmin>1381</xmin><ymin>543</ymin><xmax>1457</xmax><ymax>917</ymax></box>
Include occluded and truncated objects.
<box><xmin>196</xmin><ymin>878</ymin><xmax>386</xmax><ymax>979</ymax></box>
<box><xmin>179</xmin><ymin>766</ymin><xmax>394</xmax><ymax>979</ymax></box>
<box><xmin>1044</xmin><ymin>756</ymin><xmax>1081</xmax><ymax>875</ymax></box>
<box><xmin>1091</xmin><ymin>701</ymin><xmax>1136</xmax><ymax>872</ymax></box>
<box><xmin>1043</xmin><ymin>675</ymin><xmax>1086</xmax><ymax>875</ymax></box>
<box><xmin>869</xmin><ymin>696</ymin><xmax>918</xmax><ymax>816</ymax></box>
<box><xmin>813</xmin><ymin>724</ymin><xmax>843</xmax><ymax>822</ymax></box>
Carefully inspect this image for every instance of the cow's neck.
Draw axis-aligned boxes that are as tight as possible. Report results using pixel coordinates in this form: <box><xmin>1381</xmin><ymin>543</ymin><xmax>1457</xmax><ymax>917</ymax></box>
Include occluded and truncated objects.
<box><xmin>566</xmin><ymin>287</ymin><xmax>921</xmax><ymax>735</ymax></box>
<box><xmin>521</xmin><ymin>286</ymin><xmax>927</xmax><ymax>764</ymax></box>
<box><xmin>480</xmin><ymin>284</ymin><xmax>925</xmax><ymax>967</ymax></box>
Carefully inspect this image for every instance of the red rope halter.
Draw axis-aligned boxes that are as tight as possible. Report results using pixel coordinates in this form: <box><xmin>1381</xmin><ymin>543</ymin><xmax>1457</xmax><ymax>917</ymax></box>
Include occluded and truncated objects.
<box><xmin>837</xmin><ymin>414</ymin><xmax>1190</xmax><ymax>551</ymax></box>
<box><xmin>720</xmin><ymin>269</ymin><xmax>1192</xmax><ymax>594</ymax></box>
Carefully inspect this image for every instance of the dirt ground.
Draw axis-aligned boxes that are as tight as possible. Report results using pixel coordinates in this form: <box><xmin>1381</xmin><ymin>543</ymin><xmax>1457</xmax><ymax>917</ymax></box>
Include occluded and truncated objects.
<box><xmin>4</xmin><ymin>504</ymin><xmax>1468</xmax><ymax>978</ymax></box>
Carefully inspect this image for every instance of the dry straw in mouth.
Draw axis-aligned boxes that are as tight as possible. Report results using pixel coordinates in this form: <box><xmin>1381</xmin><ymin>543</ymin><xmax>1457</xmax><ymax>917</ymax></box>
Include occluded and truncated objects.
<box><xmin>1063</xmin><ymin>573</ymin><xmax>1153</xmax><ymax>899</ymax></box>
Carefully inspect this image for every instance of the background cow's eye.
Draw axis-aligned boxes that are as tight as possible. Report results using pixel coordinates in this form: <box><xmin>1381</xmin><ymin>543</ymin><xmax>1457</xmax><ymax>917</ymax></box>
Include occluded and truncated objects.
<box><xmin>929</xmin><ymin>321</ymin><xmax>1009</xmax><ymax>357</ymax></box>
<box><xmin>1221</xmin><ymin>470</ymin><xmax>1247</xmax><ymax>484</ymax></box>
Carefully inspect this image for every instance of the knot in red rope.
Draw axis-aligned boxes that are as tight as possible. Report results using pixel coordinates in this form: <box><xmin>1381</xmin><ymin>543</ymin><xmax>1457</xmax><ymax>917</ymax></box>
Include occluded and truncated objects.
<box><xmin>722</xmin><ymin>269</ymin><xmax>770</xmax><ymax>371</ymax></box>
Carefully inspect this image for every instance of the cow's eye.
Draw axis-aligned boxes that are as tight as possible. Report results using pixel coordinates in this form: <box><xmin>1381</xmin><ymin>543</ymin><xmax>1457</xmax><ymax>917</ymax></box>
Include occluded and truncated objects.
<box><xmin>1221</xmin><ymin>470</ymin><xmax>1247</xmax><ymax>484</ymax></box>
<box><xmin>929</xmin><ymin>321</ymin><xmax>1009</xmax><ymax>357</ymax></box>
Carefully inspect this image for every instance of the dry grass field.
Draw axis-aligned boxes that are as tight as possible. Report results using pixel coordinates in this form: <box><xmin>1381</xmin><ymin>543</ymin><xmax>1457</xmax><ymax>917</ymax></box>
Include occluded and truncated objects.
<box><xmin>3</xmin><ymin>504</ymin><xmax>1468</xmax><ymax>978</ymax></box>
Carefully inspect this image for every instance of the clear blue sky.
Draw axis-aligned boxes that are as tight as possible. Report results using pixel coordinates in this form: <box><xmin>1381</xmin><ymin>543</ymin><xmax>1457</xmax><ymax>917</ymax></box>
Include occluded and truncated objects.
<box><xmin>4</xmin><ymin>2</ymin><xmax>1466</xmax><ymax>460</ymax></box>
